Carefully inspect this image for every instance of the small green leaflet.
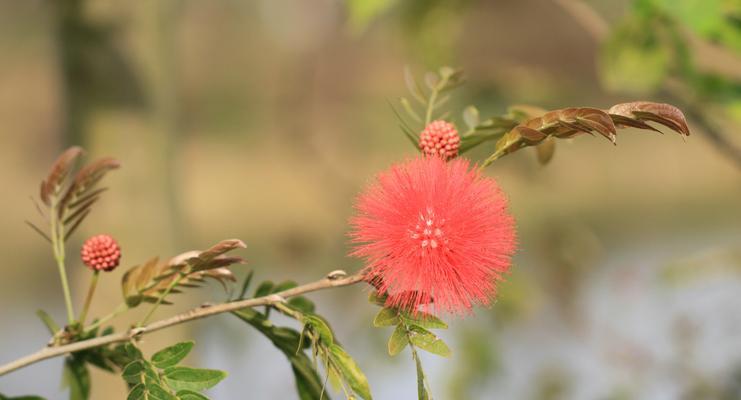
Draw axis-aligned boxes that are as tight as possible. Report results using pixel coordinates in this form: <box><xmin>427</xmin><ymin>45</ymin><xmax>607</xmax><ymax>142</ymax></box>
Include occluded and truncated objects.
<box><xmin>328</xmin><ymin>344</ymin><xmax>373</xmax><ymax>400</ymax></box>
<box><xmin>387</xmin><ymin>325</ymin><xmax>409</xmax><ymax>356</ymax></box>
<box><xmin>408</xmin><ymin>326</ymin><xmax>451</xmax><ymax>358</ymax></box>
<box><xmin>151</xmin><ymin>342</ymin><xmax>194</xmax><ymax>369</ymax></box>
<box><xmin>175</xmin><ymin>390</ymin><xmax>209</xmax><ymax>400</ymax></box>
<box><xmin>121</xmin><ymin>342</ymin><xmax>225</xmax><ymax>400</ymax></box>
<box><xmin>63</xmin><ymin>357</ymin><xmax>90</xmax><ymax>400</ymax></box>
<box><xmin>163</xmin><ymin>367</ymin><xmax>227</xmax><ymax>392</ymax></box>
<box><xmin>372</xmin><ymin>307</ymin><xmax>399</xmax><ymax>327</ymax></box>
<box><xmin>400</xmin><ymin>312</ymin><xmax>448</xmax><ymax>330</ymax></box>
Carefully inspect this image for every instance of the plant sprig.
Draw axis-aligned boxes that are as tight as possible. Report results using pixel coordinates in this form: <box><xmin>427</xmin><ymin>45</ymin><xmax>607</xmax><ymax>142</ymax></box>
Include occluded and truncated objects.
<box><xmin>28</xmin><ymin>147</ymin><xmax>120</xmax><ymax>325</ymax></box>
<box><xmin>369</xmin><ymin>291</ymin><xmax>450</xmax><ymax>400</ymax></box>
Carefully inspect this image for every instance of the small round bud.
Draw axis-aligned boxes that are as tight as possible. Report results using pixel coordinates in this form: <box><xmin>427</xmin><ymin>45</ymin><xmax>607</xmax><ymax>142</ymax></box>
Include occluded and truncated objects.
<box><xmin>81</xmin><ymin>234</ymin><xmax>121</xmax><ymax>272</ymax></box>
<box><xmin>419</xmin><ymin>120</ymin><xmax>460</xmax><ymax>160</ymax></box>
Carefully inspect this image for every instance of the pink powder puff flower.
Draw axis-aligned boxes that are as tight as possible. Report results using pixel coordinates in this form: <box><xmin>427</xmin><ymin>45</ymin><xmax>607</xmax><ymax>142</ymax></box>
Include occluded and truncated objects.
<box><xmin>350</xmin><ymin>156</ymin><xmax>516</xmax><ymax>315</ymax></box>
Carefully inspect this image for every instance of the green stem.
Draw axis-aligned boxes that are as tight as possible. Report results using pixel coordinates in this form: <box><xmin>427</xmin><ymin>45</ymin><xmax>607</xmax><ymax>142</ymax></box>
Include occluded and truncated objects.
<box><xmin>85</xmin><ymin>302</ymin><xmax>128</xmax><ymax>333</ymax></box>
<box><xmin>78</xmin><ymin>270</ymin><xmax>100</xmax><ymax>326</ymax></box>
<box><xmin>50</xmin><ymin>196</ymin><xmax>75</xmax><ymax>324</ymax></box>
<box><xmin>401</xmin><ymin>319</ymin><xmax>432</xmax><ymax>400</ymax></box>
<box><xmin>424</xmin><ymin>88</ymin><xmax>438</xmax><ymax>125</ymax></box>
<box><xmin>140</xmin><ymin>273</ymin><xmax>183</xmax><ymax>326</ymax></box>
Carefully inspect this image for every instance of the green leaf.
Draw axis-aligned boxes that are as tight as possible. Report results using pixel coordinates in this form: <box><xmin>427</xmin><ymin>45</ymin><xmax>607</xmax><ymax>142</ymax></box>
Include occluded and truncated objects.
<box><xmin>151</xmin><ymin>342</ymin><xmax>194</xmax><ymax>369</ymax></box>
<box><xmin>387</xmin><ymin>325</ymin><xmax>409</xmax><ymax>356</ymax></box>
<box><xmin>290</xmin><ymin>361</ymin><xmax>326</xmax><ymax>400</ymax></box>
<box><xmin>463</xmin><ymin>105</ymin><xmax>480</xmax><ymax>130</ymax></box>
<box><xmin>236</xmin><ymin>270</ymin><xmax>254</xmax><ymax>300</ymax></box>
<box><xmin>287</xmin><ymin>296</ymin><xmax>316</xmax><ymax>314</ymax></box>
<box><xmin>404</xmin><ymin>66</ymin><xmax>426</xmax><ymax>105</ymax></box>
<box><xmin>254</xmin><ymin>281</ymin><xmax>274</xmax><ymax>297</ymax></box>
<box><xmin>145</xmin><ymin>383</ymin><xmax>177</xmax><ymax>400</ymax></box>
<box><xmin>175</xmin><ymin>390</ymin><xmax>209</xmax><ymax>400</ymax></box>
<box><xmin>126</xmin><ymin>384</ymin><xmax>145</xmax><ymax>400</ymax></box>
<box><xmin>144</xmin><ymin>363</ymin><xmax>163</xmax><ymax>385</ymax></box>
<box><xmin>63</xmin><ymin>357</ymin><xmax>90</xmax><ymax>400</ymax></box>
<box><xmin>303</xmin><ymin>315</ymin><xmax>334</xmax><ymax>344</ymax></box>
<box><xmin>0</xmin><ymin>395</ymin><xmax>47</xmax><ymax>400</ymax></box>
<box><xmin>122</xmin><ymin>360</ymin><xmax>146</xmax><ymax>383</ymax></box>
<box><xmin>125</xmin><ymin>294</ymin><xmax>144</xmax><ymax>308</ymax></box>
<box><xmin>400</xmin><ymin>97</ymin><xmax>422</xmax><ymax>123</ymax></box>
<box><xmin>367</xmin><ymin>291</ymin><xmax>387</xmax><ymax>306</ymax></box>
<box><xmin>328</xmin><ymin>344</ymin><xmax>373</xmax><ymax>400</ymax></box>
<box><xmin>125</xmin><ymin>343</ymin><xmax>143</xmax><ymax>360</ymax></box>
<box><xmin>372</xmin><ymin>307</ymin><xmax>399</xmax><ymax>327</ymax></box>
<box><xmin>163</xmin><ymin>367</ymin><xmax>227</xmax><ymax>391</ymax></box>
<box><xmin>35</xmin><ymin>310</ymin><xmax>59</xmax><ymax>335</ymax></box>
<box><xmin>408</xmin><ymin>326</ymin><xmax>451</xmax><ymax>358</ymax></box>
<box><xmin>232</xmin><ymin>310</ymin><xmax>328</xmax><ymax>400</ymax></box>
<box><xmin>272</xmin><ymin>280</ymin><xmax>298</xmax><ymax>293</ymax></box>
<box><xmin>400</xmin><ymin>312</ymin><xmax>447</xmax><ymax>330</ymax></box>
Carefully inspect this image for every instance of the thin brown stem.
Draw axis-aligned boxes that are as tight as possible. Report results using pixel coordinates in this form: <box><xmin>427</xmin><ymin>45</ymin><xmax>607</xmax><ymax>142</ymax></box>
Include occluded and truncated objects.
<box><xmin>0</xmin><ymin>271</ymin><xmax>365</xmax><ymax>377</ymax></box>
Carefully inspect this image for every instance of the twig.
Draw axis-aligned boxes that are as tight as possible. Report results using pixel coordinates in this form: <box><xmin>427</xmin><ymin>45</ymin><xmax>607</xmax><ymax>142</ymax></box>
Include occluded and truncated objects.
<box><xmin>0</xmin><ymin>271</ymin><xmax>365</xmax><ymax>376</ymax></box>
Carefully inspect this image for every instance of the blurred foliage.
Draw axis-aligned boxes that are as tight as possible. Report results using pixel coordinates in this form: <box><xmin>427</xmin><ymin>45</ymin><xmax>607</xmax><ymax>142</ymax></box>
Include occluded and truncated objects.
<box><xmin>446</xmin><ymin>327</ymin><xmax>501</xmax><ymax>399</ymax></box>
<box><xmin>601</xmin><ymin>0</ymin><xmax>741</xmax><ymax>106</ymax></box>
<box><xmin>55</xmin><ymin>0</ymin><xmax>145</xmax><ymax>145</ymax></box>
<box><xmin>345</xmin><ymin>0</ymin><xmax>471</xmax><ymax>65</ymax></box>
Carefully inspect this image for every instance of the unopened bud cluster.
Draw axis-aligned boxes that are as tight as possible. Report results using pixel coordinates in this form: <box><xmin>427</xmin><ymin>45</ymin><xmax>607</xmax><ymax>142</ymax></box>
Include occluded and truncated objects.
<box><xmin>81</xmin><ymin>234</ymin><xmax>121</xmax><ymax>272</ymax></box>
<box><xmin>419</xmin><ymin>120</ymin><xmax>460</xmax><ymax>160</ymax></box>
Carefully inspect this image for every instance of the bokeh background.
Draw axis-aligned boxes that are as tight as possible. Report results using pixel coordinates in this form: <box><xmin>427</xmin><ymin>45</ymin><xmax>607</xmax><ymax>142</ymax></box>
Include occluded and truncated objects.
<box><xmin>1</xmin><ymin>0</ymin><xmax>740</xmax><ymax>399</ymax></box>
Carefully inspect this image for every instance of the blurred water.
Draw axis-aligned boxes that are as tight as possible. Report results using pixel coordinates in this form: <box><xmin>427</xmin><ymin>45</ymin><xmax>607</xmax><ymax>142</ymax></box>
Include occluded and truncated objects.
<box><xmin>1</xmin><ymin>230</ymin><xmax>739</xmax><ymax>399</ymax></box>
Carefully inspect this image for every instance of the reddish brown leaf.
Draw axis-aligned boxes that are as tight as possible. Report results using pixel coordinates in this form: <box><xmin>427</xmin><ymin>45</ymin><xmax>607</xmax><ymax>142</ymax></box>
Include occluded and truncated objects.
<box><xmin>121</xmin><ymin>240</ymin><xmax>245</xmax><ymax>307</ymax></box>
<box><xmin>535</xmin><ymin>137</ymin><xmax>556</xmax><ymax>165</ymax></box>
<box><xmin>608</xmin><ymin>101</ymin><xmax>690</xmax><ymax>136</ymax></box>
<box><xmin>483</xmin><ymin>101</ymin><xmax>689</xmax><ymax>167</ymax></box>
<box><xmin>40</xmin><ymin>147</ymin><xmax>83</xmax><ymax>205</ymax></box>
<box><xmin>59</xmin><ymin>157</ymin><xmax>120</xmax><ymax>218</ymax></box>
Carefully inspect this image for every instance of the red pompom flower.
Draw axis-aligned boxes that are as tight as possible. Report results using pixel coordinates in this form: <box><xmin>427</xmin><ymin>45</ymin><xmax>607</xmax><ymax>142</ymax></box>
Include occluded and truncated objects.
<box><xmin>418</xmin><ymin>120</ymin><xmax>460</xmax><ymax>160</ymax></box>
<box><xmin>350</xmin><ymin>156</ymin><xmax>516</xmax><ymax>315</ymax></box>
<box><xmin>81</xmin><ymin>234</ymin><xmax>121</xmax><ymax>272</ymax></box>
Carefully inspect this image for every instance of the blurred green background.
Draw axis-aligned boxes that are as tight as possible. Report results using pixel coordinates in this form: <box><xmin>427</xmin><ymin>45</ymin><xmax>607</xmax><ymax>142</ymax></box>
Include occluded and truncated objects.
<box><xmin>0</xmin><ymin>0</ymin><xmax>739</xmax><ymax>399</ymax></box>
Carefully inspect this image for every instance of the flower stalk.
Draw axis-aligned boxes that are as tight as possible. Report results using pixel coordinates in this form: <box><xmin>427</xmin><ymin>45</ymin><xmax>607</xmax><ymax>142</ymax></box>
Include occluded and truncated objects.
<box><xmin>78</xmin><ymin>270</ymin><xmax>100</xmax><ymax>326</ymax></box>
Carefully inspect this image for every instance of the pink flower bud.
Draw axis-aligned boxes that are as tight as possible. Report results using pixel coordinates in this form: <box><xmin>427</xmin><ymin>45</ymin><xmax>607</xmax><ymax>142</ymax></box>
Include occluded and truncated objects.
<box><xmin>419</xmin><ymin>120</ymin><xmax>460</xmax><ymax>160</ymax></box>
<box><xmin>81</xmin><ymin>234</ymin><xmax>121</xmax><ymax>272</ymax></box>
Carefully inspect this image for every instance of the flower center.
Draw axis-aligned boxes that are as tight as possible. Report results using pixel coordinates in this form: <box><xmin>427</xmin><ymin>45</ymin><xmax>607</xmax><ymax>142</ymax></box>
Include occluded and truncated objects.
<box><xmin>409</xmin><ymin>207</ymin><xmax>447</xmax><ymax>250</ymax></box>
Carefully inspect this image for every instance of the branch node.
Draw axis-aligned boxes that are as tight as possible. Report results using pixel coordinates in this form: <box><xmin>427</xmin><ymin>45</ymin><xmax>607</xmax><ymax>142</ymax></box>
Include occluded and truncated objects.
<box><xmin>129</xmin><ymin>327</ymin><xmax>145</xmax><ymax>339</ymax></box>
<box><xmin>266</xmin><ymin>294</ymin><xmax>286</xmax><ymax>303</ymax></box>
<box><xmin>327</xmin><ymin>269</ymin><xmax>347</xmax><ymax>280</ymax></box>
